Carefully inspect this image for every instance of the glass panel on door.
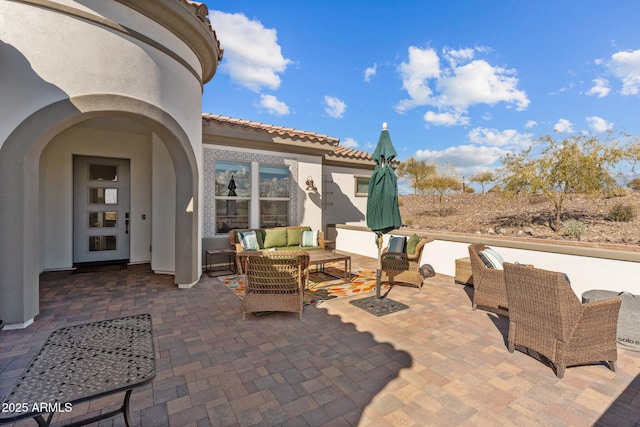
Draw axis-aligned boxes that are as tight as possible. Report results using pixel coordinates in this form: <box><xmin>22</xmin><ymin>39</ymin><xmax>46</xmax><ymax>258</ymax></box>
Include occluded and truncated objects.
<box><xmin>89</xmin><ymin>188</ymin><xmax>118</xmax><ymax>204</ymax></box>
<box><xmin>89</xmin><ymin>212</ymin><xmax>117</xmax><ymax>228</ymax></box>
<box><xmin>89</xmin><ymin>235</ymin><xmax>117</xmax><ymax>251</ymax></box>
<box><xmin>89</xmin><ymin>164</ymin><xmax>118</xmax><ymax>181</ymax></box>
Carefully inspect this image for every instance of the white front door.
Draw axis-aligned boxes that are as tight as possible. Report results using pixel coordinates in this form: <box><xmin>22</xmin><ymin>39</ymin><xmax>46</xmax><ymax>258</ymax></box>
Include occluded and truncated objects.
<box><xmin>73</xmin><ymin>156</ymin><xmax>130</xmax><ymax>265</ymax></box>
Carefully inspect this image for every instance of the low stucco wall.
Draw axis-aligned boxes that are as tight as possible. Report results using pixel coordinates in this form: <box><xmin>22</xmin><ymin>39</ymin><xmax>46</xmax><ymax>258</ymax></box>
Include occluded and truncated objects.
<box><xmin>329</xmin><ymin>224</ymin><xmax>640</xmax><ymax>298</ymax></box>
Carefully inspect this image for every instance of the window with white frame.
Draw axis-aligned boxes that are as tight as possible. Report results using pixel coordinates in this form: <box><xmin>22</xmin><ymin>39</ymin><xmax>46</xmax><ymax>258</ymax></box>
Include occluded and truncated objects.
<box><xmin>214</xmin><ymin>160</ymin><xmax>250</xmax><ymax>233</ymax></box>
<box><xmin>354</xmin><ymin>175</ymin><xmax>370</xmax><ymax>197</ymax></box>
<box><xmin>213</xmin><ymin>160</ymin><xmax>291</xmax><ymax>233</ymax></box>
<box><xmin>259</xmin><ymin>164</ymin><xmax>290</xmax><ymax>228</ymax></box>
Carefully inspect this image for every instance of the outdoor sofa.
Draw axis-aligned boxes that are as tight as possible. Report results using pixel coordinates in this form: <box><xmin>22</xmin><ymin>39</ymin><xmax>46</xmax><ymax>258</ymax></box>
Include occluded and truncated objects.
<box><xmin>229</xmin><ymin>225</ymin><xmax>325</xmax><ymax>272</ymax></box>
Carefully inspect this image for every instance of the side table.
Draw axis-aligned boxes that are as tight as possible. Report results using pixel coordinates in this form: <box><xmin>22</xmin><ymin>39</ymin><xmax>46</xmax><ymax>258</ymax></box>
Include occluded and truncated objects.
<box><xmin>206</xmin><ymin>248</ymin><xmax>236</xmax><ymax>277</ymax></box>
<box><xmin>323</xmin><ymin>240</ymin><xmax>336</xmax><ymax>252</ymax></box>
<box><xmin>454</xmin><ymin>257</ymin><xmax>474</xmax><ymax>285</ymax></box>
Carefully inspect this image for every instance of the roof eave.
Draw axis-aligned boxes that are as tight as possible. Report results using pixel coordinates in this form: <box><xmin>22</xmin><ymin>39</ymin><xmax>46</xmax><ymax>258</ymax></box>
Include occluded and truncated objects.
<box><xmin>117</xmin><ymin>0</ymin><xmax>223</xmax><ymax>83</ymax></box>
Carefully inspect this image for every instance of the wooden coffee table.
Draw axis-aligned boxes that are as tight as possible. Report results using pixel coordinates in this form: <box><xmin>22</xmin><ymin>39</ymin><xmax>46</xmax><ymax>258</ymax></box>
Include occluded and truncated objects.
<box><xmin>307</xmin><ymin>250</ymin><xmax>351</xmax><ymax>282</ymax></box>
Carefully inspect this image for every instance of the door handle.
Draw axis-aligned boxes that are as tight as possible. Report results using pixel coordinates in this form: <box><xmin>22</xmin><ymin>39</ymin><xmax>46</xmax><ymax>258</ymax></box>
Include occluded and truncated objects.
<box><xmin>125</xmin><ymin>212</ymin><xmax>130</xmax><ymax>234</ymax></box>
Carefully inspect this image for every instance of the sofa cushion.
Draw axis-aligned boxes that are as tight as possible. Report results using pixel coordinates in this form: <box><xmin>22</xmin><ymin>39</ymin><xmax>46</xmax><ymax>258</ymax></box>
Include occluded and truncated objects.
<box><xmin>484</xmin><ymin>247</ymin><xmax>504</xmax><ymax>265</ymax></box>
<box><xmin>387</xmin><ymin>236</ymin><xmax>406</xmax><ymax>253</ymax></box>
<box><xmin>263</xmin><ymin>228</ymin><xmax>287</xmax><ymax>248</ymax></box>
<box><xmin>478</xmin><ymin>250</ymin><xmax>503</xmax><ymax>270</ymax></box>
<box><xmin>287</xmin><ymin>227</ymin><xmax>310</xmax><ymax>247</ymax></box>
<box><xmin>300</xmin><ymin>229</ymin><xmax>319</xmax><ymax>247</ymax></box>
<box><xmin>406</xmin><ymin>234</ymin><xmax>420</xmax><ymax>255</ymax></box>
<box><xmin>239</xmin><ymin>231</ymin><xmax>260</xmax><ymax>251</ymax></box>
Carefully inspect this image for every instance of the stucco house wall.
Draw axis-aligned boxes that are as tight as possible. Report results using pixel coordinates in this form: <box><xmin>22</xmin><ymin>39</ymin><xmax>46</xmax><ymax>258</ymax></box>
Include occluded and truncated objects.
<box><xmin>0</xmin><ymin>0</ymin><xmax>222</xmax><ymax>325</ymax></box>
<box><xmin>322</xmin><ymin>165</ymin><xmax>371</xmax><ymax>228</ymax></box>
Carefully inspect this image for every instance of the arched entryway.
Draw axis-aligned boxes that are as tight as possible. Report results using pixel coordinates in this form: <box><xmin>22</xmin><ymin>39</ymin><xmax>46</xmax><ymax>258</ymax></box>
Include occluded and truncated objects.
<box><xmin>0</xmin><ymin>94</ymin><xmax>201</xmax><ymax>326</ymax></box>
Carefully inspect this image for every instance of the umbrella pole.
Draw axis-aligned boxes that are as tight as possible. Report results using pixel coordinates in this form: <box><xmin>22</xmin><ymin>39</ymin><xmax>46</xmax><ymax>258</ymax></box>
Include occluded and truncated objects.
<box><xmin>376</xmin><ymin>232</ymin><xmax>382</xmax><ymax>299</ymax></box>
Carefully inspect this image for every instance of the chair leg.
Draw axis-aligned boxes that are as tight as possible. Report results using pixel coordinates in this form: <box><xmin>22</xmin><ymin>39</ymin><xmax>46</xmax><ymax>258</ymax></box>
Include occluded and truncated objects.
<box><xmin>508</xmin><ymin>341</ymin><xmax>515</xmax><ymax>353</ymax></box>
<box><xmin>609</xmin><ymin>360</ymin><xmax>617</xmax><ymax>373</ymax></box>
<box><xmin>472</xmin><ymin>303</ymin><xmax>477</xmax><ymax>310</ymax></box>
<box><xmin>555</xmin><ymin>365</ymin><xmax>565</xmax><ymax>379</ymax></box>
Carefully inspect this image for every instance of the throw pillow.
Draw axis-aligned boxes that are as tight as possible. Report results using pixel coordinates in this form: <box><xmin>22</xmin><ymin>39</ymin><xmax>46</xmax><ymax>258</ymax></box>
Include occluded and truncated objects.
<box><xmin>406</xmin><ymin>234</ymin><xmax>421</xmax><ymax>255</ymax></box>
<box><xmin>263</xmin><ymin>228</ymin><xmax>287</xmax><ymax>248</ymax></box>
<box><xmin>239</xmin><ymin>231</ymin><xmax>259</xmax><ymax>251</ymax></box>
<box><xmin>288</xmin><ymin>227</ymin><xmax>308</xmax><ymax>247</ymax></box>
<box><xmin>478</xmin><ymin>250</ymin><xmax>503</xmax><ymax>270</ymax></box>
<box><xmin>387</xmin><ymin>236</ymin><xmax>406</xmax><ymax>253</ymax></box>
<box><xmin>300</xmin><ymin>229</ymin><xmax>319</xmax><ymax>247</ymax></box>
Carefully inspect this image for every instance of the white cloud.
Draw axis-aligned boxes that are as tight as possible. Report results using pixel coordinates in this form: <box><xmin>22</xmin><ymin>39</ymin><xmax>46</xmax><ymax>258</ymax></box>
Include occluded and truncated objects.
<box><xmin>554</xmin><ymin>118</ymin><xmax>574</xmax><ymax>133</ymax></box>
<box><xmin>364</xmin><ymin>63</ymin><xmax>377</xmax><ymax>82</ymax></box>
<box><xmin>438</xmin><ymin>60</ymin><xmax>530</xmax><ymax>111</ymax></box>
<box><xmin>395</xmin><ymin>46</ymin><xmax>440</xmax><ymax>112</ymax></box>
<box><xmin>324</xmin><ymin>96</ymin><xmax>347</xmax><ymax>118</ymax></box>
<box><xmin>415</xmin><ymin>144</ymin><xmax>506</xmax><ymax>177</ymax></box>
<box><xmin>412</xmin><ymin>126</ymin><xmax>532</xmax><ymax>179</ymax></box>
<box><xmin>341</xmin><ymin>137</ymin><xmax>359</xmax><ymax>148</ymax></box>
<box><xmin>395</xmin><ymin>45</ymin><xmax>529</xmax><ymax>124</ymax></box>
<box><xmin>256</xmin><ymin>94</ymin><xmax>290</xmax><ymax>116</ymax></box>
<box><xmin>468</xmin><ymin>128</ymin><xmax>534</xmax><ymax>150</ymax></box>
<box><xmin>211</xmin><ymin>11</ymin><xmax>291</xmax><ymax>92</ymax></box>
<box><xmin>608</xmin><ymin>49</ymin><xmax>640</xmax><ymax>95</ymax></box>
<box><xmin>525</xmin><ymin>120</ymin><xmax>537</xmax><ymax>129</ymax></box>
<box><xmin>587</xmin><ymin>78</ymin><xmax>610</xmax><ymax>98</ymax></box>
<box><xmin>423</xmin><ymin>110</ymin><xmax>469</xmax><ymax>126</ymax></box>
<box><xmin>586</xmin><ymin>116</ymin><xmax>613</xmax><ymax>132</ymax></box>
<box><xmin>443</xmin><ymin>47</ymin><xmax>475</xmax><ymax>68</ymax></box>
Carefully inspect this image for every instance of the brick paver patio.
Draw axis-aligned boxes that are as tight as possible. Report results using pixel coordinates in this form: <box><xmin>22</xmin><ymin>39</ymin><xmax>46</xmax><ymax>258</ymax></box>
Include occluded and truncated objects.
<box><xmin>0</xmin><ymin>254</ymin><xmax>638</xmax><ymax>426</ymax></box>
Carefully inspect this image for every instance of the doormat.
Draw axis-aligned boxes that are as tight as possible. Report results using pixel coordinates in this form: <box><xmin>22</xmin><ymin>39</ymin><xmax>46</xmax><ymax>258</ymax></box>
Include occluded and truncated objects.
<box><xmin>349</xmin><ymin>295</ymin><xmax>409</xmax><ymax>316</ymax></box>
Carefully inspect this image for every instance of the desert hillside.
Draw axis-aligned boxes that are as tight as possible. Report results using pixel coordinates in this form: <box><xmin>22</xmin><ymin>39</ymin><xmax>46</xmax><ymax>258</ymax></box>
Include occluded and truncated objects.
<box><xmin>398</xmin><ymin>192</ymin><xmax>640</xmax><ymax>247</ymax></box>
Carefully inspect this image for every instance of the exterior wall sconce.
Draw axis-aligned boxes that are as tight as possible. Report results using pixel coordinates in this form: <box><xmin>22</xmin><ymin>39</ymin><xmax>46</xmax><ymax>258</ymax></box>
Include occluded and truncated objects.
<box><xmin>305</xmin><ymin>176</ymin><xmax>317</xmax><ymax>191</ymax></box>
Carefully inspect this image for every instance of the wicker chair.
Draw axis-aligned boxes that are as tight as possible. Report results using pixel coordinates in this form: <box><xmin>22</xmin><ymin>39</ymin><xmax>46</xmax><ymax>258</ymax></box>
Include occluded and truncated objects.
<box><xmin>468</xmin><ymin>243</ymin><xmax>508</xmax><ymax>313</ymax></box>
<box><xmin>237</xmin><ymin>251</ymin><xmax>309</xmax><ymax>320</ymax></box>
<box><xmin>503</xmin><ymin>262</ymin><xmax>621</xmax><ymax>378</ymax></box>
<box><xmin>381</xmin><ymin>237</ymin><xmax>433</xmax><ymax>289</ymax></box>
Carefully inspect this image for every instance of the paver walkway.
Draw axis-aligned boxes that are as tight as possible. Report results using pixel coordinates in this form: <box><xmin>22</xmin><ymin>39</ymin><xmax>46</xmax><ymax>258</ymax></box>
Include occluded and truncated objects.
<box><xmin>0</xmin><ymin>256</ymin><xmax>638</xmax><ymax>426</ymax></box>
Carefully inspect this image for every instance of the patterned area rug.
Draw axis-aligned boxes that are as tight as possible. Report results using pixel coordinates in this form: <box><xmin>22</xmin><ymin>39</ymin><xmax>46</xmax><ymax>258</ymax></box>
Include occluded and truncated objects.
<box><xmin>220</xmin><ymin>263</ymin><xmax>389</xmax><ymax>306</ymax></box>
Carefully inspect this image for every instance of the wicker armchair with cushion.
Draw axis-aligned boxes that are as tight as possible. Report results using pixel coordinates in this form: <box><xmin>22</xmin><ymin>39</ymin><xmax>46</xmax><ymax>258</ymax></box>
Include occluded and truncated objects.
<box><xmin>503</xmin><ymin>262</ymin><xmax>621</xmax><ymax>378</ymax></box>
<box><xmin>237</xmin><ymin>251</ymin><xmax>309</xmax><ymax>320</ymax></box>
<box><xmin>468</xmin><ymin>243</ymin><xmax>508</xmax><ymax>313</ymax></box>
<box><xmin>381</xmin><ymin>234</ymin><xmax>433</xmax><ymax>289</ymax></box>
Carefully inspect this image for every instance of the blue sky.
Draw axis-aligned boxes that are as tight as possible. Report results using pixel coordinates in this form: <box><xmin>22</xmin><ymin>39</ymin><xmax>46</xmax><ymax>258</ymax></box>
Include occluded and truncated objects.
<box><xmin>202</xmin><ymin>1</ymin><xmax>640</xmax><ymax>185</ymax></box>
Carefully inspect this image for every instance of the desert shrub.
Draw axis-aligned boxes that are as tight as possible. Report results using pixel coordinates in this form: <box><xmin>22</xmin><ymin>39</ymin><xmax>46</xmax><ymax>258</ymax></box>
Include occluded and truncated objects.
<box><xmin>488</xmin><ymin>185</ymin><xmax>502</xmax><ymax>193</ymax></box>
<box><xmin>404</xmin><ymin>219</ymin><xmax>413</xmax><ymax>227</ymax></box>
<box><xmin>464</xmin><ymin>186</ymin><xmax>475</xmax><ymax>193</ymax></box>
<box><xmin>436</xmin><ymin>207</ymin><xmax>456</xmax><ymax>216</ymax></box>
<box><xmin>607</xmin><ymin>203</ymin><xmax>636</xmax><ymax>222</ymax></box>
<box><xmin>627</xmin><ymin>178</ymin><xmax>640</xmax><ymax>191</ymax></box>
<box><xmin>604</xmin><ymin>186</ymin><xmax>629</xmax><ymax>198</ymax></box>
<box><xmin>561</xmin><ymin>219</ymin><xmax>586</xmax><ymax>240</ymax></box>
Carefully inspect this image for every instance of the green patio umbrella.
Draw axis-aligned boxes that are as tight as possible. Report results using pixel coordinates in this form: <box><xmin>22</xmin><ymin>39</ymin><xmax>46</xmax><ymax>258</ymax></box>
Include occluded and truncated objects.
<box><xmin>367</xmin><ymin>122</ymin><xmax>402</xmax><ymax>298</ymax></box>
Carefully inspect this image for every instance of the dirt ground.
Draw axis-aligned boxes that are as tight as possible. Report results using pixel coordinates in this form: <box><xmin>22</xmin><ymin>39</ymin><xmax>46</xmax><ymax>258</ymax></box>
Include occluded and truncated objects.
<box><xmin>398</xmin><ymin>191</ymin><xmax>640</xmax><ymax>247</ymax></box>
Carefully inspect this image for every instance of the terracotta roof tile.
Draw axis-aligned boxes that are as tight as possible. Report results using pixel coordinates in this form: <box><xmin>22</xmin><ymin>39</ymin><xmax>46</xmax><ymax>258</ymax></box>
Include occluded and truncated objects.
<box><xmin>182</xmin><ymin>1</ymin><xmax>223</xmax><ymax>61</ymax></box>
<box><xmin>202</xmin><ymin>114</ymin><xmax>339</xmax><ymax>145</ymax></box>
<box><xmin>328</xmin><ymin>146</ymin><xmax>374</xmax><ymax>161</ymax></box>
